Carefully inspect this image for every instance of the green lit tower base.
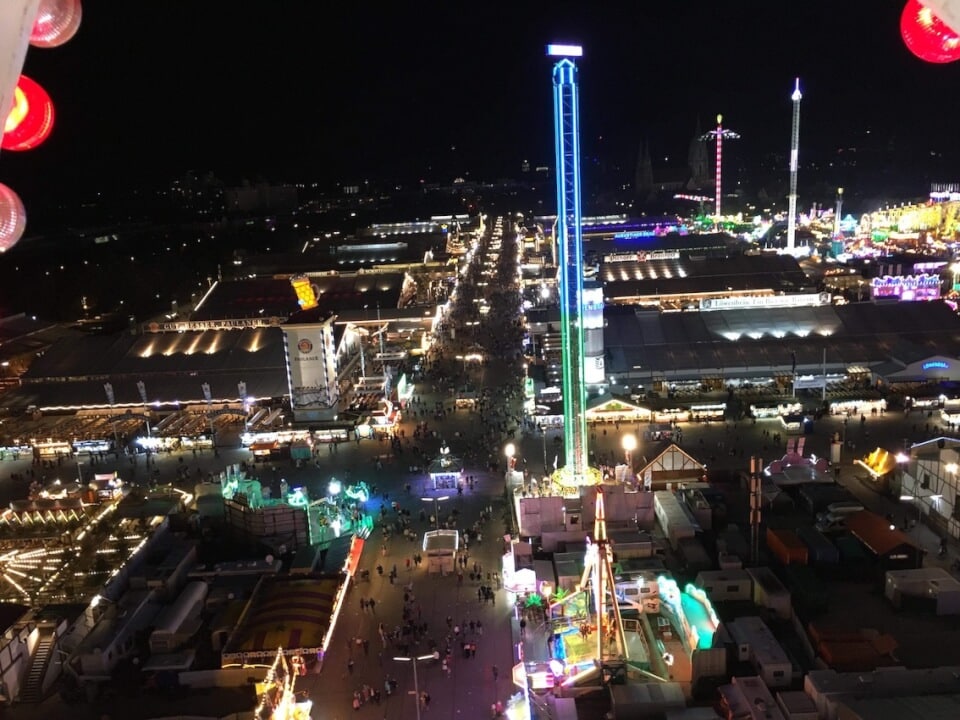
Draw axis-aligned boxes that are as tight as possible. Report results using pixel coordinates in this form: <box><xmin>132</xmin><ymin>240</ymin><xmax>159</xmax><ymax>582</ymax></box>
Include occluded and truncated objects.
<box><xmin>549</xmin><ymin>44</ymin><xmax>589</xmax><ymax>483</ymax></box>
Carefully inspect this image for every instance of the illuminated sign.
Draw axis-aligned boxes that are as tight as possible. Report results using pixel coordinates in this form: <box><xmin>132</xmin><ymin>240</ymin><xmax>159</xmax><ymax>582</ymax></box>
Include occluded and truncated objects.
<box><xmin>604</xmin><ymin>250</ymin><xmax>681</xmax><ymax>263</ymax></box>
<box><xmin>870</xmin><ymin>274</ymin><xmax>941</xmax><ymax>302</ymax></box>
<box><xmin>613</xmin><ymin>226</ymin><xmax>687</xmax><ymax>240</ymax></box>
<box><xmin>144</xmin><ymin>317</ymin><xmax>284</xmax><ymax>333</ymax></box>
<box><xmin>923</xmin><ymin>361</ymin><xmax>950</xmax><ymax>370</ymax></box>
<box><xmin>582</xmin><ymin>287</ymin><xmax>605</xmax><ymax>329</ymax></box>
<box><xmin>700</xmin><ymin>293</ymin><xmax>831</xmax><ymax>311</ymax></box>
<box><xmin>290</xmin><ymin>275</ymin><xmax>319</xmax><ymax>311</ymax></box>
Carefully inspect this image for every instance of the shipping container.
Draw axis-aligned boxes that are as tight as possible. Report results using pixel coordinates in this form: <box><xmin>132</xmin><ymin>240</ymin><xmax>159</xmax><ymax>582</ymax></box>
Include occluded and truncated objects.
<box><xmin>806</xmin><ymin>622</ymin><xmax>864</xmax><ymax>646</ymax></box>
<box><xmin>795</xmin><ymin>526</ymin><xmax>840</xmax><ymax>565</ymax></box>
<box><xmin>818</xmin><ymin>640</ymin><xmax>886</xmax><ymax>672</ymax></box>
<box><xmin>766</xmin><ymin>528</ymin><xmax>809</xmax><ymax>565</ymax></box>
<box><xmin>834</xmin><ymin>534</ymin><xmax>870</xmax><ymax>564</ymax></box>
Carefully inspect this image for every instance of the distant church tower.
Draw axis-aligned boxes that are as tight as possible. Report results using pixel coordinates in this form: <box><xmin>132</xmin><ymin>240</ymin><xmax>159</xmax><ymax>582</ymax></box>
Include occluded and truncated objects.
<box><xmin>688</xmin><ymin>119</ymin><xmax>710</xmax><ymax>188</ymax></box>
<box><xmin>635</xmin><ymin>138</ymin><xmax>654</xmax><ymax>196</ymax></box>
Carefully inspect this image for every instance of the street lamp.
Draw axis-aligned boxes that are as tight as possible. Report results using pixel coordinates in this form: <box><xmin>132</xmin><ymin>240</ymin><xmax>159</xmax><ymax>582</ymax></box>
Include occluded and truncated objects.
<box><xmin>420</xmin><ymin>495</ymin><xmax>450</xmax><ymax>533</ymax></box>
<box><xmin>621</xmin><ymin>433</ymin><xmax>637</xmax><ymax>474</ymax></box>
<box><xmin>504</xmin><ymin>443</ymin><xmax>516</xmax><ymax>473</ymax></box>
<box><xmin>538</xmin><ymin>425</ymin><xmax>548</xmax><ymax>474</ymax></box>
<box><xmin>393</xmin><ymin>653</ymin><xmax>436</xmax><ymax>720</ymax></box>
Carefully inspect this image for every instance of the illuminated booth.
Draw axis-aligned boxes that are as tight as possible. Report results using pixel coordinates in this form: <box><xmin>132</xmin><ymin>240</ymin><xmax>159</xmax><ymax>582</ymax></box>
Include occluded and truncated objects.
<box><xmin>427</xmin><ymin>452</ymin><xmax>463</xmax><ymax>490</ymax></box>
<box><xmin>422</xmin><ymin>529</ymin><xmax>459</xmax><ymax>574</ymax></box>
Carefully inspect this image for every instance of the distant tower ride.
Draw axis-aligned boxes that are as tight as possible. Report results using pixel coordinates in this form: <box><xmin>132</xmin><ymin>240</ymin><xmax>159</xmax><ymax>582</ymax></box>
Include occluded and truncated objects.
<box><xmin>547</xmin><ymin>43</ymin><xmax>589</xmax><ymax>480</ymax></box>
<box><xmin>834</xmin><ymin>187</ymin><xmax>844</xmax><ymax>239</ymax></box>
<box><xmin>701</xmin><ymin>115</ymin><xmax>740</xmax><ymax>222</ymax></box>
<box><xmin>787</xmin><ymin>78</ymin><xmax>802</xmax><ymax>252</ymax></box>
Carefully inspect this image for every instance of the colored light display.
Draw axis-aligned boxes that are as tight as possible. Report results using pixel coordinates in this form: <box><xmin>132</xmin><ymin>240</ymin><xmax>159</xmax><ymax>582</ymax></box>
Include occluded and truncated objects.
<box><xmin>901</xmin><ymin>0</ymin><xmax>960</xmax><ymax>63</ymax></box>
<box><xmin>0</xmin><ymin>183</ymin><xmax>27</xmax><ymax>253</ymax></box>
<box><xmin>2</xmin><ymin>75</ymin><xmax>54</xmax><ymax>151</ymax></box>
<box><xmin>30</xmin><ymin>0</ymin><xmax>82</xmax><ymax>48</ymax></box>
<box><xmin>870</xmin><ymin>274</ymin><xmax>942</xmax><ymax>301</ymax></box>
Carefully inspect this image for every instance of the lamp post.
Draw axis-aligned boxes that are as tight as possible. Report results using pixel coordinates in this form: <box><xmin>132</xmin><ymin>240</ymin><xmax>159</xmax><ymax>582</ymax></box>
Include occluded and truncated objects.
<box><xmin>393</xmin><ymin>653</ymin><xmax>435</xmax><ymax>720</ymax></box>
<box><xmin>420</xmin><ymin>495</ymin><xmax>450</xmax><ymax>533</ymax></box>
<box><xmin>621</xmin><ymin>433</ymin><xmax>637</xmax><ymax>477</ymax></box>
<box><xmin>504</xmin><ymin>443</ymin><xmax>516</xmax><ymax>473</ymax></box>
<box><xmin>895</xmin><ymin>451</ymin><xmax>910</xmax><ymax>500</ymax></box>
<box><xmin>538</xmin><ymin>425</ymin><xmax>548</xmax><ymax>474</ymax></box>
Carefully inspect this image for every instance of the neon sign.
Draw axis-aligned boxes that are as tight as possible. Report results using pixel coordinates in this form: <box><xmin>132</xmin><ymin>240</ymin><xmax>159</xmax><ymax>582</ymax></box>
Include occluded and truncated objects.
<box><xmin>923</xmin><ymin>361</ymin><xmax>949</xmax><ymax>370</ymax></box>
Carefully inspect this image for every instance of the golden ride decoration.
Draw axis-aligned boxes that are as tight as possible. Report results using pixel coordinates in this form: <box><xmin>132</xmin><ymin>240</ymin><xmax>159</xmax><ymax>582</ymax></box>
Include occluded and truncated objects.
<box><xmin>254</xmin><ymin>647</ymin><xmax>312</xmax><ymax>720</ymax></box>
<box><xmin>549</xmin><ymin>465</ymin><xmax>603</xmax><ymax>490</ymax></box>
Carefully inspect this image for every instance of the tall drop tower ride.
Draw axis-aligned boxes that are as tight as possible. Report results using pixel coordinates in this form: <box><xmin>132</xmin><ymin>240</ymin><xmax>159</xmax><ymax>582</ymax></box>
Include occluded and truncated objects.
<box><xmin>548</xmin><ymin>43</ymin><xmax>589</xmax><ymax>481</ymax></box>
<box><xmin>701</xmin><ymin>115</ymin><xmax>740</xmax><ymax>223</ymax></box>
<box><xmin>786</xmin><ymin>78</ymin><xmax>802</xmax><ymax>252</ymax></box>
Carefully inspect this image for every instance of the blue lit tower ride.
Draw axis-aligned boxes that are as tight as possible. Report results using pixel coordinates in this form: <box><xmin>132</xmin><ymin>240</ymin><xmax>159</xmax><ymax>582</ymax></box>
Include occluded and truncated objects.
<box><xmin>548</xmin><ymin>44</ymin><xmax>589</xmax><ymax>481</ymax></box>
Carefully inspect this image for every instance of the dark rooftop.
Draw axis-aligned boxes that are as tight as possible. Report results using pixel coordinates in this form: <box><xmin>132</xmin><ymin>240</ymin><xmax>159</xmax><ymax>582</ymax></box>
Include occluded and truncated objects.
<box><xmin>190</xmin><ymin>275</ymin><xmax>405</xmax><ymax>322</ymax></box>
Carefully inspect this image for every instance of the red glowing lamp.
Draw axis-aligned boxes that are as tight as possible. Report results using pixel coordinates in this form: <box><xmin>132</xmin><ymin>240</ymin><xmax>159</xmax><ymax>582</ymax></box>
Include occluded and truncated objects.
<box><xmin>901</xmin><ymin>0</ymin><xmax>960</xmax><ymax>63</ymax></box>
<box><xmin>2</xmin><ymin>75</ymin><xmax>54</xmax><ymax>152</ymax></box>
<box><xmin>30</xmin><ymin>0</ymin><xmax>82</xmax><ymax>49</ymax></box>
<box><xmin>0</xmin><ymin>184</ymin><xmax>27</xmax><ymax>253</ymax></box>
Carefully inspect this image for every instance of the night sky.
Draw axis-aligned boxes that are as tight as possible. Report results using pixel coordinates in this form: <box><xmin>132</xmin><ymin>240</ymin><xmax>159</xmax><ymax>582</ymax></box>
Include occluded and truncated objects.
<box><xmin>5</xmin><ymin>1</ymin><xmax>960</xmax><ymax>202</ymax></box>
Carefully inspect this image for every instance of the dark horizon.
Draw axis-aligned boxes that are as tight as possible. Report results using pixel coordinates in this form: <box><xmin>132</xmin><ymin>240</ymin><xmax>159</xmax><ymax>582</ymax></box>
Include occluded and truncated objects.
<box><xmin>3</xmin><ymin>2</ymin><xmax>960</xmax><ymax>206</ymax></box>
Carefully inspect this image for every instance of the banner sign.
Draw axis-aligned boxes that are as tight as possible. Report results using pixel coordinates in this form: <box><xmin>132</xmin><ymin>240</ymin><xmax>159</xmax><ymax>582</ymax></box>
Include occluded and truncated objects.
<box><xmin>700</xmin><ymin>293</ymin><xmax>831</xmax><ymax>311</ymax></box>
<box><xmin>284</xmin><ymin>326</ymin><xmax>337</xmax><ymax>410</ymax></box>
